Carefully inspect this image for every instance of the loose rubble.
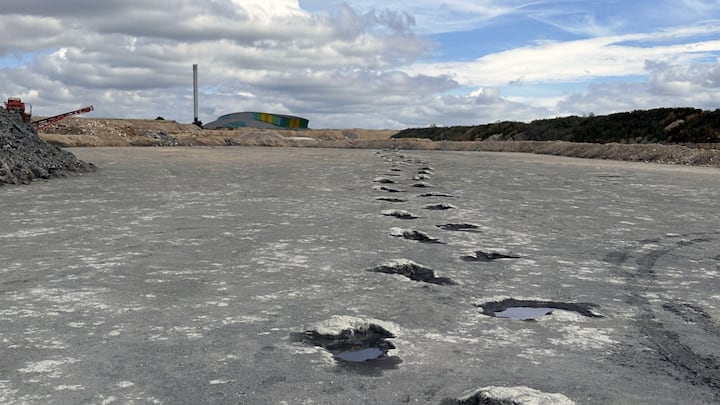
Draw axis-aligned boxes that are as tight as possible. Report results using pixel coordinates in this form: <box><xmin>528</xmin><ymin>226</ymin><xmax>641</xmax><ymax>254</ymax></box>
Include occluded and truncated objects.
<box><xmin>460</xmin><ymin>250</ymin><xmax>521</xmax><ymax>262</ymax></box>
<box><xmin>0</xmin><ymin>108</ymin><xmax>95</xmax><ymax>187</ymax></box>
<box><xmin>440</xmin><ymin>385</ymin><xmax>576</xmax><ymax>405</ymax></box>
<box><xmin>369</xmin><ymin>259</ymin><xmax>456</xmax><ymax>285</ymax></box>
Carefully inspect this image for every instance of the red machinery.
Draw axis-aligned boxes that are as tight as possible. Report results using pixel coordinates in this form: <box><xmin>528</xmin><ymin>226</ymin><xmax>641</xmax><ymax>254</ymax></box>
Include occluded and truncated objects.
<box><xmin>4</xmin><ymin>98</ymin><xmax>32</xmax><ymax>123</ymax></box>
<box><xmin>3</xmin><ymin>98</ymin><xmax>94</xmax><ymax>131</ymax></box>
<box><xmin>32</xmin><ymin>105</ymin><xmax>94</xmax><ymax>131</ymax></box>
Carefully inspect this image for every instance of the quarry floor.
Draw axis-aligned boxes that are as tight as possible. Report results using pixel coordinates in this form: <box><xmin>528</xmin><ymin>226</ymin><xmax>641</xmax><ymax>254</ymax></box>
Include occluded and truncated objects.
<box><xmin>1</xmin><ymin>147</ymin><xmax>720</xmax><ymax>404</ymax></box>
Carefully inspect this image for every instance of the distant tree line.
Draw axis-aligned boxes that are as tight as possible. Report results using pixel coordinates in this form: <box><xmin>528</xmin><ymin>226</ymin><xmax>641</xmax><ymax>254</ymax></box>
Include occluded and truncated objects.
<box><xmin>393</xmin><ymin>108</ymin><xmax>720</xmax><ymax>144</ymax></box>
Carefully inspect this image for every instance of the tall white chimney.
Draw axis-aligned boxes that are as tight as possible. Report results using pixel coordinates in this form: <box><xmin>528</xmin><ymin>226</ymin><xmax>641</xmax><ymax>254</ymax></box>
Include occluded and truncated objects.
<box><xmin>193</xmin><ymin>64</ymin><xmax>201</xmax><ymax>127</ymax></box>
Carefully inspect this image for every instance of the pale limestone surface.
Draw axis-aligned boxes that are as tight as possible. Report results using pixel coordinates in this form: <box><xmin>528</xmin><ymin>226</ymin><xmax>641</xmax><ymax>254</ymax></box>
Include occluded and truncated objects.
<box><xmin>1</xmin><ymin>147</ymin><xmax>719</xmax><ymax>404</ymax></box>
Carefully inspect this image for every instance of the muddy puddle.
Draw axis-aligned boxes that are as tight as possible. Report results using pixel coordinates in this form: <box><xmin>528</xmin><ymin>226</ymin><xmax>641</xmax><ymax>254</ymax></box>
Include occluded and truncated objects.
<box><xmin>494</xmin><ymin>307</ymin><xmax>559</xmax><ymax>320</ymax></box>
<box><xmin>291</xmin><ymin>322</ymin><xmax>401</xmax><ymax>373</ymax></box>
<box><xmin>336</xmin><ymin>347</ymin><xmax>385</xmax><ymax>362</ymax></box>
<box><xmin>479</xmin><ymin>299</ymin><xmax>602</xmax><ymax>320</ymax></box>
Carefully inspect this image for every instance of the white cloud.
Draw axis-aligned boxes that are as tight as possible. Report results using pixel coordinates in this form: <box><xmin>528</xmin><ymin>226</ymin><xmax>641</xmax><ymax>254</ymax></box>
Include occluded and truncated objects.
<box><xmin>678</xmin><ymin>0</ymin><xmax>717</xmax><ymax>14</ymax></box>
<box><xmin>302</xmin><ymin>0</ymin><xmax>536</xmax><ymax>34</ymax></box>
<box><xmin>554</xmin><ymin>58</ymin><xmax>720</xmax><ymax>116</ymax></box>
<box><xmin>0</xmin><ymin>1</ymin><xmax>719</xmax><ymax>128</ymax></box>
<box><xmin>403</xmin><ymin>26</ymin><xmax>720</xmax><ymax>87</ymax></box>
<box><xmin>0</xmin><ymin>1</ymin><xmax>435</xmax><ymax>126</ymax></box>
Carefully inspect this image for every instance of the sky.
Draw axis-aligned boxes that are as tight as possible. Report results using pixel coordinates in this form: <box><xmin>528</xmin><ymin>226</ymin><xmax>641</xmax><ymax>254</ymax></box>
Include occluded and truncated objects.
<box><xmin>1</xmin><ymin>0</ymin><xmax>719</xmax><ymax>129</ymax></box>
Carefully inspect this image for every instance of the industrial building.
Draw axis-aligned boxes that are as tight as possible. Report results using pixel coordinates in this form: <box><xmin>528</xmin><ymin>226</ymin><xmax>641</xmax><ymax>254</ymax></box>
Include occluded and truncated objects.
<box><xmin>204</xmin><ymin>112</ymin><xmax>309</xmax><ymax>130</ymax></box>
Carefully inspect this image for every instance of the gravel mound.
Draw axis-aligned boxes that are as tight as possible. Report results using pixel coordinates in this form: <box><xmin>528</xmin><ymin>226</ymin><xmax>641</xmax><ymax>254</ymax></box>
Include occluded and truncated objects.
<box><xmin>0</xmin><ymin>108</ymin><xmax>95</xmax><ymax>187</ymax></box>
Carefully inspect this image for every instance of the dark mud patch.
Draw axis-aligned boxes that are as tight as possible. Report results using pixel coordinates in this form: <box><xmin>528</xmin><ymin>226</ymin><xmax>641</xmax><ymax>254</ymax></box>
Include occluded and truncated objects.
<box><xmin>437</xmin><ymin>223</ymin><xmax>481</xmax><ymax>232</ymax></box>
<box><xmin>411</xmin><ymin>182</ymin><xmax>432</xmax><ymax>188</ymax></box>
<box><xmin>603</xmin><ymin>251</ymin><xmax>631</xmax><ymax>265</ymax></box>
<box><xmin>0</xmin><ymin>277</ymin><xmax>39</xmax><ymax>293</ymax></box>
<box><xmin>390</xmin><ymin>168</ymin><xmax>402</xmax><ymax>172</ymax></box>
<box><xmin>369</xmin><ymin>259</ymin><xmax>456</xmax><ymax>285</ymax></box>
<box><xmin>478</xmin><ymin>298</ymin><xmax>602</xmax><ymax>320</ymax></box>
<box><xmin>291</xmin><ymin>320</ymin><xmax>401</xmax><ymax>374</ymax></box>
<box><xmin>382</xmin><ymin>210</ymin><xmax>419</xmax><ymax>220</ymax></box>
<box><xmin>423</xmin><ymin>203</ymin><xmax>457</xmax><ymax>210</ymax></box>
<box><xmin>390</xmin><ymin>228</ymin><xmax>444</xmax><ymax>244</ymax></box>
<box><xmin>373</xmin><ymin>177</ymin><xmax>396</xmax><ymax>184</ymax></box>
<box><xmin>461</xmin><ymin>250</ymin><xmax>520</xmax><ymax>262</ymax></box>
<box><xmin>376</xmin><ymin>197</ymin><xmax>408</xmax><ymax>203</ymax></box>
<box><xmin>419</xmin><ymin>192</ymin><xmax>456</xmax><ymax>198</ymax></box>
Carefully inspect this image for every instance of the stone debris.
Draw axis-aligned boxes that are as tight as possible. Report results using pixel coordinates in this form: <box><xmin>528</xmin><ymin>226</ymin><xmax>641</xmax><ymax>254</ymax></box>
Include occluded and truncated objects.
<box><xmin>423</xmin><ymin>203</ymin><xmax>457</xmax><ymax>210</ymax></box>
<box><xmin>0</xmin><ymin>107</ymin><xmax>94</xmax><ymax>187</ymax></box>
<box><xmin>369</xmin><ymin>259</ymin><xmax>456</xmax><ymax>285</ymax></box>
<box><xmin>129</xmin><ymin>130</ymin><xmax>179</xmax><ymax>146</ymax></box>
<box><xmin>441</xmin><ymin>385</ymin><xmax>576</xmax><ymax>405</ymax></box>
<box><xmin>381</xmin><ymin>210</ymin><xmax>419</xmax><ymax>219</ymax></box>
<box><xmin>411</xmin><ymin>182</ymin><xmax>432</xmax><ymax>188</ymax></box>
<box><xmin>436</xmin><ymin>223</ymin><xmax>481</xmax><ymax>232</ymax></box>
<box><xmin>461</xmin><ymin>250</ymin><xmax>520</xmax><ymax>262</ymax></box>
<box><xmin>419</xmin><ymin>192</ymin><xmax>456</xmax><ymax>198</ymax></box>
<box><xmin>373</xmin><ymin>185</ymin><xmax>404</xmax><ymax>193</ymax></box>
<box><xmin>390</xmin><ymin>227</ymin><xmax>443</xmax><ymax>244</ymax></box>
<box><xmin>375</xmin><ymin>197</ymin><xmax>408</xmax><ymax>203</ymax></box>
<box><xmin>373</xmin><ymin>176</ymin><xmax>396</xmax><ymax>184</ymax></box>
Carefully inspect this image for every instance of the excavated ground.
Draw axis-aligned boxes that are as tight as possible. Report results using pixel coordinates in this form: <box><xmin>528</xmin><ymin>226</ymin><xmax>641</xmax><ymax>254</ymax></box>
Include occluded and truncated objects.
<box><xmin>2</xmin><ymin>147</ymin><xmax>719</xmax><ymax>404</ymax></box>
<box><xmin>39</xmin><ymin>117</ymin><xmax>720</xmax><ymax>167</ymax></box>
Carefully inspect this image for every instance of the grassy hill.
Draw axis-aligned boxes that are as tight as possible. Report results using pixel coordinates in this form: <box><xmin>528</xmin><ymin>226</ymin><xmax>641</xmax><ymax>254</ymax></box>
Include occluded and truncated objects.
<box><xmin>393</xmin><ymin>108</ymin><xmax>720</xmax><ymax>144</ymax></box>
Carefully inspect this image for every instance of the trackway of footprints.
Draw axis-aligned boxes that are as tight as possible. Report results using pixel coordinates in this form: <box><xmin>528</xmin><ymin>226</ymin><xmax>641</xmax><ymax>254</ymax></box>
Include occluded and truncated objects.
<box><xmin>371</xmin><ymin>150</ymin><xmax>516</xmax><ymax>278</ymax></box>
<box><xmin>296</xmin><ymin>150</ymin><xmax>600</xmax><ymax>404</ymax></box>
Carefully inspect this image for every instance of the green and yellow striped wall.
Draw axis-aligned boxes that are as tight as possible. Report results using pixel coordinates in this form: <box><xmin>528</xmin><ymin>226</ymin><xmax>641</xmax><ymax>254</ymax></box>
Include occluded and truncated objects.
<box><xmin>205</xmin><ymin>112</ymin><xmax>309</xmax><ymax>130</ymax></box>
<box><xmin>253</xmin><ymin>112</ymin><xmax>309</xmax><ymax>129</ymax></box>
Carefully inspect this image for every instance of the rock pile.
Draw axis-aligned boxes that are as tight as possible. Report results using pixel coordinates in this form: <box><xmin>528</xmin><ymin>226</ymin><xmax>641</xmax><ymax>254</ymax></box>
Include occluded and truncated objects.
<box><xmin>0</xmin><ymin>107</ymin><xmax>95</xmax><ymax>187</ymax></box>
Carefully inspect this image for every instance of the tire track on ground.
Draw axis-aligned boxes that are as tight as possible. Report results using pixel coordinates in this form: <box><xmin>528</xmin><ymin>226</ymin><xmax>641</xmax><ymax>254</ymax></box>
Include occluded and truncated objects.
<box><xmin>605</xmin><ymin>233</ymin><xmax>720</xmax><ymax>398</ymax></box>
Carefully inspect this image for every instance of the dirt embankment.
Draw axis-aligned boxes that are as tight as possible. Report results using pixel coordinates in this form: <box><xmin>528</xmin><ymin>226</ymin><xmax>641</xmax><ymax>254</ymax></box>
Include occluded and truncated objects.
<box><xmin>40</xmin><ymin>117</ymin><xmax>396</xmax><ymax>147</ymax></box>
<box><xmin>40</xmin><ymin>117</ymin><xmax>720</xmax><ymax>168</ymax></box>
